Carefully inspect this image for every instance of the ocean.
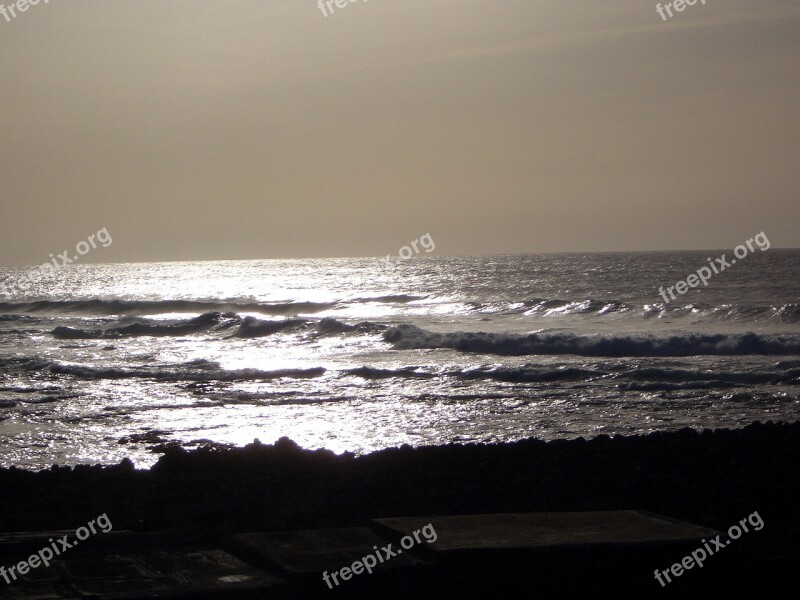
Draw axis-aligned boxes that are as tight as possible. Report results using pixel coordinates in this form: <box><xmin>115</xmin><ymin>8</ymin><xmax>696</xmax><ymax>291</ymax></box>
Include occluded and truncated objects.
<box><xmin>1</xmin><ymin>251</ymin><xmax>799</xmax><ymax>469</ymax></box>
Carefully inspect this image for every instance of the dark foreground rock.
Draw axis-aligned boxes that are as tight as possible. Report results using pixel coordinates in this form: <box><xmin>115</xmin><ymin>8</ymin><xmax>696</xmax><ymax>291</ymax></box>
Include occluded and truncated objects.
<box><xmin>0</xmin><ymin>421</ymin><xmax>798</xmax><ymax>598</ymax></box>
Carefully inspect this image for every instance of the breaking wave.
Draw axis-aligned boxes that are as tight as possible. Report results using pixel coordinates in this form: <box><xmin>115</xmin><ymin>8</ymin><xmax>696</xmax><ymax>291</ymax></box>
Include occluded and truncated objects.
<box><xmin>52</xmin><ymin>312</ymin><xmax>238</xmax><ymax>339</ymax></box>
<box><xmin>383</xmin><ymin>325</ymin><xmax>800</xmax><ymax>357</ymax></box>
<box><xmin>50</xmin><ymin>314</ymin><xmax>384</xmax><ymax>340</ymax></box>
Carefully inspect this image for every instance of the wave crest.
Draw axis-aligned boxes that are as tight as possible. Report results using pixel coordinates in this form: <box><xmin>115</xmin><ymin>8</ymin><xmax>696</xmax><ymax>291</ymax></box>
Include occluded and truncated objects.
<box><xmin>383</xmin><ymin>325</ymin><xmax>800</xmax><ymax>357</ymax></box>
<box><xmin>52</xmin><ymin>312</ymin><xmax>237</xmax><ymax>339</ymax></box>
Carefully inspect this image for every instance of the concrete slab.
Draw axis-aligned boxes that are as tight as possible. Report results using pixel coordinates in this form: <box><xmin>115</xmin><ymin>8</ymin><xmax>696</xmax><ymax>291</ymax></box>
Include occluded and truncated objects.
<box><xmin>0</xmin><ymin>513</ymin><xmax>721</xmax><ymax>598</ymax></box>
<box><xmin>69</xmin><ymin>549</ymin><xmax>283</xmax><ymax>597</ymax></box>
<box><xmin>224</xmin><ymin>527</ymin><xmax>424</xmax><ymax>577</ymax></box>
<box><xmin>373</xmin><ymin>510</ymin><xmax>717</xmax><ymax>552</ymax></box>
<box><xmin>1</xmin><ymin>583</ymin><xmax>69</xmax><ymax>600</ymax></box>
<box><xmin>3</xmin><ymin>547</ymin><xmax>284</xmax><ymax>599</ymax></box>
<box><xmin>0</xmin><ymin>531</ymin><xmax>210</xmax><ymax>562</ymax></box>
<box><xmin>0</xmin><ymin>531</ymin><xmax>77</xmax><ymax>563</ymax></box>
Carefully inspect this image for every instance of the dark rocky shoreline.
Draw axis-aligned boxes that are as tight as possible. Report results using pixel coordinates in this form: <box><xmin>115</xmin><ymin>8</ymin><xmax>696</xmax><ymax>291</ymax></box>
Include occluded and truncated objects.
<box><xmin>1</xmin><ymin>421</ymin><xmax>798</xmax><ymax>597</ymax></box>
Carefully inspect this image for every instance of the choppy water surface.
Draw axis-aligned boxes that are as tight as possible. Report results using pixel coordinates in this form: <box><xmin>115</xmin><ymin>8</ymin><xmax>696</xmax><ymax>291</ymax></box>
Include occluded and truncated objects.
<box><xmin>1</xmin><ymin>251</ymin><xmax>799</xmax><ymax>469</ymax></box>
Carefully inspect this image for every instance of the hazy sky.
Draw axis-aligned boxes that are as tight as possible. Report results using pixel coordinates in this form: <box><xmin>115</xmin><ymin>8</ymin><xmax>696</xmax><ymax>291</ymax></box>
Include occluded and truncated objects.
<box><xmin>1</xmin><ymin>0</ymin><xmax>798</xmax><ymax>265</ymax></box>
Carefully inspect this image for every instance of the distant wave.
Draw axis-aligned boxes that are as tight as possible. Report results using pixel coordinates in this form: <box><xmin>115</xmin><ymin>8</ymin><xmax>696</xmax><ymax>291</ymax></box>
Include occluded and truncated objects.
<box><xmin>50</xmin><ymin>314</ymin><xmax>384</xmax><ymax>340</ymax></box>
<box><xmin>0</xmin><ymin>294</ymin><xmax>433</xmax><ymax>317</ymax></box>
<box><xmin>344</xmin><ymin>366</ymin><xmax>437</xmax><ymax>380</ymax></box>
<box><xmin>469</xmin><ymin>298</ymin><xmax>631</xmax><ymax>316</ymax></box>
<box><xmin>4</xmin><ymin>351</ymin><xmax>798</xmax><ymax>388</ymax></box>
<box><xmin>0</xmin><ymin>299</ymin><xmax>337</xmax><ymax>316</ymax></box>
<box><xmin>344</xmin><ymin>365</ymin><xmax>607</xmax><ymax>384</ymax></box>
<box><xmin>383</xmin><ymin>324</ymin><xmax>800</xmax><ymax>357</ymax></box>
<box><xmin>328</xmin><ymin>364</ymin><xmax>603</xmax><ymax>383</ymax></box>
<box><xmin>617</xmin><ymin>367</ymin><xmax>795</xmax><ymax>385</ymax></box>
<box><xmin>644</xmin><ymin>302</ymin><xmax>800</xmax><ymax>323</ymax></box>
<box><xmin>0</xmin><ymin>356</ymin><xmax>51</xmax><ymax>373</ymax></box>
<box><xmin>523</xmin><ymin>298</ymin><xmax>631</xmax><ymax>316</ymax></box>
<box><xmin>4</xmin><ymin>296</ymin><xmax>799</xmax><ymax>324</ymax></box>
<box><xmin>352</xmin><ymin>294</ymin><xmax>427</xmax><ymax>303</ymax></box>
<box><xmin>455</xmin><ymin>366</ymin><xmax>608</xmax><ymax>383</ymax></box>
<box><xmin>0</xmin><ymin>315</ymin><xmax>42</xmax><ymax>323</ymax></box>
<box><xmin>770</xmin><ymin>303</ymin><xmax>800</xmax><ymax>322</ymax></box>
<box><xmin>343</xmin><ymin>363</ymin><xmax>800</xmax><ymax>385</ymax></box>
<box><xmin>617</xmin><ymin>381</ymin><xmax>737</xmax><ymax>392</ymax></box>
<box><xmin>49</xmin><ymin>362</ymin><xmax>326</xmax><ymax>382</ymax></box>
<box><xmin>465</xmin><ymin>298</ymin><xmax>800</xmax><ymax>323</ymax></box>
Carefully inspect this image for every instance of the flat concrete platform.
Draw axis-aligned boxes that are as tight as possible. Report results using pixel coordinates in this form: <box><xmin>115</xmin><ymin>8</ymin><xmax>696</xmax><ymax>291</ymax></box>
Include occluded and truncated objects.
<box><xmin>373</xmin><ymin>510</ymin><xmax>718</xmax><ymax>553</ymax></box>
<box><xmin>0</xmin><ymin>511</ymin><xmax>724</xmax><ymax>598</ymax></box>
<box><xmin>2</xmin><ymin>547</ymin><xmax>284</xmax><ymax>599</ymax></box>
<box><xmin>223</xmin><ymin>527</ymin><xmax>424</xmax><ymax>577</ymax></box>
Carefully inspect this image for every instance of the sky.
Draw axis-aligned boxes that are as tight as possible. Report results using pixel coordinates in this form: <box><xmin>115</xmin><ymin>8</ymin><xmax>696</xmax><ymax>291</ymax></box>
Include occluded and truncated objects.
<box><xmin>1</xmin><ymin>0</ymin><xmax>798</xmax><ymax>265</ymax></box>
